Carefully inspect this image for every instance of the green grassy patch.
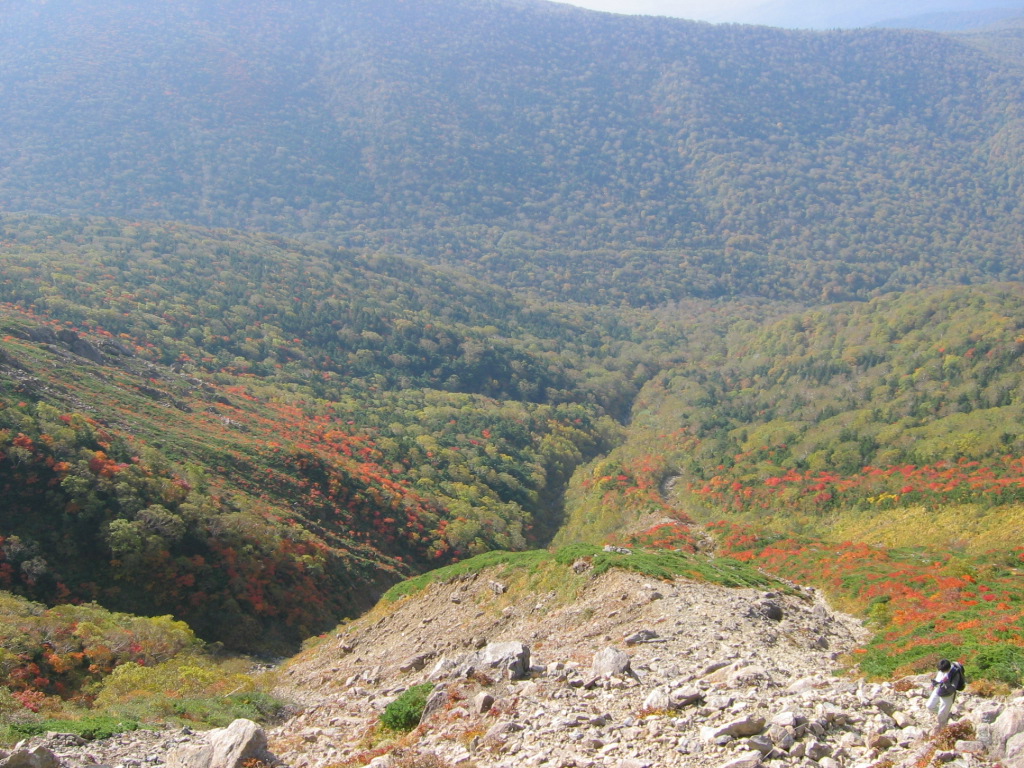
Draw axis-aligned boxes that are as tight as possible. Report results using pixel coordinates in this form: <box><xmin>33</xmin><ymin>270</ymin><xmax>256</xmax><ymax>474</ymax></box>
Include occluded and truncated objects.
<box><xmin>382</xmin><ymin>543</ymin><xmax>780</xmax><ymax>605</ymax></box>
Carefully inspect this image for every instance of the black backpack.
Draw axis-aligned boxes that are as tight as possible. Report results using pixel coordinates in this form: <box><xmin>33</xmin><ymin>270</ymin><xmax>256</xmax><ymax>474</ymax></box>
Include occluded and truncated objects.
<box><xmin>949</xmin><ymin>662</ymin><xmax>967</xmax><ymax>692</ymax></box>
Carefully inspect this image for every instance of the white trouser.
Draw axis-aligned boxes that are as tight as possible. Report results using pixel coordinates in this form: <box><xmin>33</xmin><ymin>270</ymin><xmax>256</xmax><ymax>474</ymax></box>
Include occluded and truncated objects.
<box><xmin>926</xmin><ymin>689</ymin><xmax>955</xmax><ymax>729</ymax></box>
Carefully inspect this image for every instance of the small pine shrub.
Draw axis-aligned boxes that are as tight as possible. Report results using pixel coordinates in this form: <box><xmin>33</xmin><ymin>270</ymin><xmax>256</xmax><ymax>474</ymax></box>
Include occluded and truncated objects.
<box><xmin>7</xmin><ymin>715</ymin><xmax>139</xmax><ymax>741</ymax></box>
<box><xmin>166</xmin><ymin>691</ymin><xmax>287</xmax><ymax>728</ymax></box>
<box><xmin>380</xmin><ymin>684</ymin><xmax>434</xmax><ymax>732</ymax></box>
<box><xmin>973</xmin><ymin>644</ymin><xmax>1024</xmax><ymax>687</ymax></box>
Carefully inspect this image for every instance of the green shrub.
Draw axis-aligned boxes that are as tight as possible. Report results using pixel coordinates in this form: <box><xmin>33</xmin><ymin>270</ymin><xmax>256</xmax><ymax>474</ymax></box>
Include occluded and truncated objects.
<box><xmin>167</xmin><ymin>691</ymin><xmax>287</xmax><ymax>728</ymax></box>
<box><xmin>90</xmin><ymin>654</ymin><xmax>285</xmax><ymax>727</ymax></box>
<box><xmin>380</xmin><ymin>684</ymin><xmax>434</xmax><ymax>732</ymax></box>
<box><xmin>6</xmin><ymin>715</ymin><xmax>139</xmax><ymax>741</ymax></box>
<box><xmin>94</xmin><ymin>655</ymin><xmax>254</xmax><ymax>708</ymax></box>
<box><xmin>973</xmin><ymin>644</ymin><xmax>1024</xmax><ymax>686</ymax></box>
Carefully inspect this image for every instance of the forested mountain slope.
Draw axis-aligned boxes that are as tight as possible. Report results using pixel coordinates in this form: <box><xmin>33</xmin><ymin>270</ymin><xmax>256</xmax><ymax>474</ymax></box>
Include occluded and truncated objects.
<box><xmin>0</xmin><ymin>214</ymin><xmax>662</xmax><ymax>652</ymax></box>
<box><xmin>3</xmin><ymin>0</ymin><xmax>1024</xmax><ymax>303</ymax></box>
<box><xmin>559</xmin><ymin>283</ymin><xmax>1024</xmax><ymax>553</ymax></box>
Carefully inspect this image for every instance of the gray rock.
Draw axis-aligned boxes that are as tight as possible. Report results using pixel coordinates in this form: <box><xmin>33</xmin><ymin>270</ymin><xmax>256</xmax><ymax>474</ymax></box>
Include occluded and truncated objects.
<box><xmin>479</xmin><ymin>641</ymin><xmax>531</xmax><ymax>680</ymax></box>
<box><xmin>955</xmin><ymin>740</ymin><xmax>988</xmax><ymax>755</ymax></box>
<box><xmin>718</xmin><ymin>749</ymin><xmax>763</xmax><ymax>768</ymax></box>
<box><xmin>805</xmin><ymin>738</ymin><xmax>832</xmax><ymax>761</ymax></box>
<box><xmin>399</xmin><ymin>653</ymin><xmax>433</xmax><ymax>673</ymax></box>
<box><xmin>872</xmin><ymin>698</ymin><xmax>897</xmax><ymax>716</ymax></box>
<box><xmin>900</xmin><ymin>725</ymin><xmax>926</xmax><ymax>745</ymax></box>
<box><xmin>1008</xmin><ymin>731</ymin><xmax>1024</xmax><ymax>768</ymax></box>
<box><xmin>771</xmin><ymin>711</ymin><xmax>801</xmax><ymax>728</ymax></box>
<box><xmin>706</xmin><ymin>695</ymin><xmax>734</xmax><ymax>711</ymax></box>
<box><xmin>767</xmin><ymin>724</ymin><xmax>795</xmax><ymax>751</ymax></box>
<box><xmin>643</xmin><ymin>685</ymin><xmax>701</xmax><ymax>711</ymax></box>
<box><xmin>0</xmin><ymin>746</ymin><xmax>60</xmax><ymax>768</ymax></box>
<box><xmin>430</xmin><ymin>641</ymin><xmax>531</xmax><ymax>681</ymax></box>
<box><xmin>670</xmin><ymin>686</ymin><xmax>703</xmax><ymax>708</ymax></box>
<box><xmin>472</xmin><ymin>692</ymin><xmax>495</xmax><ymax>713</ymax></box>
<box><xmin>643</xmin><ymin>686</ymin><xmax>672</xmax><ymax>712</ymax></box>
<box><xmin>98</xmin><ymin>338</ymin><xmax>136</xmax><ymax>357</ymax></box>
<box><xmin>866</xmin><ymin>733</ymin><xmax>895</xmax><ymax>749</ymax></box>
<box><xmin>727</xmin><ymin>664</ymin><xmax>769</xmax><ymax>688</ymax></box>
<box><xmin>974</xmin><ymin>700</ymin><xmax>1005</xmax><ymax>725</ymax></box>
<box><xmin>484</xmin><ymin>721</ymin><xmax>524</xmax><ymax>744</ymax></box>
<box><xmin>876</xmin><ymin>713</ymin><xmax>898</xmax><ymax>731</ymax></box>
<box><xmin>624</xmin><ymin>630</ymin><xmax>660</xmax><ymax>646</ymax></box>
<box><xmin>419</xmin><ymin>687</ymin><xmax>450</xmax><ymax>723</ymax></box>
<box><xmin>818</xmin><ymin>705</ymin><xmax>848</xmax><ymax>727</ymax></box>
<box><xmin>757</xmin><ymin>601</ymin><xmax>784</xmax><ymax>622</ymax></box>
<box><xmin>987</xmin><ymin>705</ymin><xmax>1024</xmax><ymax>761</ymax></box>
<box><xmin>893</xmin><ymin>710</ymin><xmax>914</xmax><ymax>728</ymax></box>
<box><xmin>56</xmin><ymin>329</ymin><xmax>106</xmax><ymax>364</ymax></box>
<box><xmin>43</xmin><ymin>733</ymin><xmax>87</xmax><ymax>748</ymax></box>
<box><xmin>786</xmin><ymin>676</ymin><xmax>818</xmax><ymax>694</ymax></box>
<box><xmin>745</xmin><ymin>735</ymin><xmax>773</xmax><ymax>755</ymax></box>
<box><xmin>591</xmin><ymin>647</ymin><xmax>636</xmax><ymax>680</ymax></box>
<box><xmin>702</xmin><ymin>660</ymin><xmax>736</xmax><ymax>677</ymax></box>
<box><xmin>701</xmin><ymin>715</ymin><xmax>767</xmax><ymax>741</ymax></box>
<box><xmin>165</xmin><ymin>719</ymin><xmax>275</xmax><ymax>768</ymax></box>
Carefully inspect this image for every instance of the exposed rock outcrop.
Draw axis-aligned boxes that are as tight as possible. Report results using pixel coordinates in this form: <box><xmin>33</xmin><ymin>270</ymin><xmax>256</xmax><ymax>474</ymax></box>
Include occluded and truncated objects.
<box><xmin>166</xmin><ymin>719</ymin><xmax>277</xmax><ymax>768</ymax></box>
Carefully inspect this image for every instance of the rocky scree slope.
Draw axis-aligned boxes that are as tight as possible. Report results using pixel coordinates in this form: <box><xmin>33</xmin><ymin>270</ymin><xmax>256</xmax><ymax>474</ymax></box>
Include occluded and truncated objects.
<box><xmin>265</xmin><ymin>561</ymin><xmax>1024</xmax><ymax>768</ymax></box>
<box><xmin>6</xmin><ymin>559</ymin><xmax>1024</xmax><ymax>768</ymax></box>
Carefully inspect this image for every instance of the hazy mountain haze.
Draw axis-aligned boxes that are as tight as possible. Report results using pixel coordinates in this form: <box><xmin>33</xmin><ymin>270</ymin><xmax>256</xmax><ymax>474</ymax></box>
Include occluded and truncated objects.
<box><xmin>559</xmin><ymin>0</ymin><xmax>1024</xmax><ymax>27</ymax></box>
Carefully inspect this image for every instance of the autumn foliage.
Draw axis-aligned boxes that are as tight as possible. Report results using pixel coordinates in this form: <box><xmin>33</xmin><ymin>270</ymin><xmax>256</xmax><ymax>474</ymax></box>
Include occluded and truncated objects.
<box><xmin>709</xmin><ymin>521</ymin><xmax>1024</xmax><ymax>682</ymax></box>
<box><xmin>690</xmin><ymin>452</ymin><xmax>1024</xmax><ymax>515</ymax></box>
<box><xmin>0</xmin><ymin>269</ymin><xmax>614</xmax><ymax>654</ymax></box>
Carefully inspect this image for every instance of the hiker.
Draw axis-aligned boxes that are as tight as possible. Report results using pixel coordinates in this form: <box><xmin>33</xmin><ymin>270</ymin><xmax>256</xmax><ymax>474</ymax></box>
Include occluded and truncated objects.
<box><xmin>926</xmin><ymin>658</ymin><xmax>965</xmax><ymax>732</ymax></box>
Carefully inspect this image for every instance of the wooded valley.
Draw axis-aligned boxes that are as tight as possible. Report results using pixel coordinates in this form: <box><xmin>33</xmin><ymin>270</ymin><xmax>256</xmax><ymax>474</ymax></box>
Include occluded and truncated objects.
<box><xmin>1</xmin><ymin>0</ymin><xmax>1023</xmax><ymax>734</ymax></box>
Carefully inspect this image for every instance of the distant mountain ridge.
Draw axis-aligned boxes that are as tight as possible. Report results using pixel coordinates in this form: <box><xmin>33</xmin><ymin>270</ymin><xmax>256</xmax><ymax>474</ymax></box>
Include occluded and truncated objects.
<box><xmin>877</xmin><ymin>8</ymin><xmax>1024</xmax><ymax>32</ymax></box>
<box><xmin>2</xmin><ymin>0</ymin><xmax>1024</xmax><ymax>304</ymax></box>
<box><xmin>576</xmin><ymin>0</ymin><xmax>1024</xmax><ymax>30</ymax></box>
<box><xmin>737</xmin><ymin>0</ymin><xmax>1024</xmax><ymax>30</ymax></box>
